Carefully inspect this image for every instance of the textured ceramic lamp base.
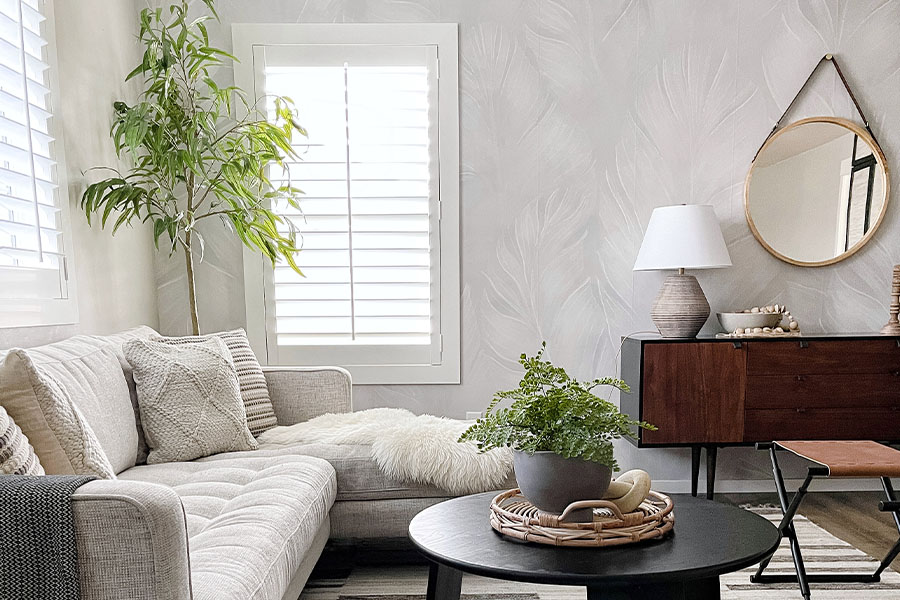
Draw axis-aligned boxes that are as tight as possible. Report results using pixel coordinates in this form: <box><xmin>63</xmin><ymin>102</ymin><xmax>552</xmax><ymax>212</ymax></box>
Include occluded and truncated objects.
<box><xmin>651</xmin><ymin>274</ymin><xmax>710</xmax><ymax>338</ymax></box>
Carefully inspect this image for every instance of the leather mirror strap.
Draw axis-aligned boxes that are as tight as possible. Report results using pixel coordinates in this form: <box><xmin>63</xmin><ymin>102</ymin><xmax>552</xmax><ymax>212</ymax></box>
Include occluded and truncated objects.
<box><xmin>752</xmin><ymin>53</ymin><xmax>879</xmax><ymax>163</ymax></box>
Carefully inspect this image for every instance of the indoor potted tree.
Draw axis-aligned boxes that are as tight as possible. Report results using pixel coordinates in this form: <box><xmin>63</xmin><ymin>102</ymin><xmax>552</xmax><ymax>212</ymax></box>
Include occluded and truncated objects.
<box><xmin>459</xmin><ymin>343</ymin><xmax>655</xmax><ymax>514</ymax></box>
<box><xmin>81</xmin><ymin>0</ymin><xmax>304</xmax><ymax>334</ymax></box>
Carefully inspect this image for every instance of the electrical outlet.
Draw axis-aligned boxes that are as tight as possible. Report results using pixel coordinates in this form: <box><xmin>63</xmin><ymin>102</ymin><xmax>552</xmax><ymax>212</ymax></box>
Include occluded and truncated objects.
<box><xmin>465</xmin><ymin>411</ymin><xmax>483</xmax><ymax>420</ymax></box>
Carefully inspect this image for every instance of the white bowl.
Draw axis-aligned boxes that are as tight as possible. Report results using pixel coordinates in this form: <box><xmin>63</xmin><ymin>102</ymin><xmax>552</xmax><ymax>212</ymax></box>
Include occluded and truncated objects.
<box><xmin>717</xmin><ymin>312</ymin><xmax>782</xmax><ymax>333</ymax></box>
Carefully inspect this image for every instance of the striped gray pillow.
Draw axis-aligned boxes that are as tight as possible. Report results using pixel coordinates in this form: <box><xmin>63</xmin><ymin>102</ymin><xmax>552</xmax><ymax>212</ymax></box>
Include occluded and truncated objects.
<box><xmin>152</xmin><ymin>329</ymin><xmax>278</xmax><ymax>436</ymax></box>
<box><xmin>0</xmin><ymin>405</ymin><xmax>44</xmax><ymax>475</ymax></box>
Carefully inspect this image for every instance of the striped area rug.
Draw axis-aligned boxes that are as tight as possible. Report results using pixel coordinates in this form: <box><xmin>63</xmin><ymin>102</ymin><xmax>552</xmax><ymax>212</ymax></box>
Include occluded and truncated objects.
<box><xmin>721</xmin><ymin>507</ymin><xmax>900</xmax><ymax>599</ymax></box>
<box><xmin>301</xmin><ymin>508</ymin><xmax>900</xmax><ymax>600</ymax></box>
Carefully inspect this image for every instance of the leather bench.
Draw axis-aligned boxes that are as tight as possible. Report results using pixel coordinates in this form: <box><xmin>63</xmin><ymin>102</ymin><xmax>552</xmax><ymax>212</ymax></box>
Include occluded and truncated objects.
<box><xmin>752</xmin><ymin>440</ymin><xmax>900</xmax><ymax>599</ymax></box>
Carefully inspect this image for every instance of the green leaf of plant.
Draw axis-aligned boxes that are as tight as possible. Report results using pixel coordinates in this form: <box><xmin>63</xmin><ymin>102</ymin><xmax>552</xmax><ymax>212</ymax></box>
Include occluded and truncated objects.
<box><xmin>457</xmin><ymin>343</ymin><xmax>655</xmax><ymax>470</ymax></box>
<box><xmin>81</xmin><ymin>0</ymin><xmax>307</xmax><ymax>294</ymax></box>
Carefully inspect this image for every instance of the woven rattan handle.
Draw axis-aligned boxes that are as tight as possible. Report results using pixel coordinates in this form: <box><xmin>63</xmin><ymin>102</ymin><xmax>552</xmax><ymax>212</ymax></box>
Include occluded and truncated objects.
<box><xmin>558</xmin><ymin>499</ymin><xmax>626</xmax><ymax>522</ymax></box>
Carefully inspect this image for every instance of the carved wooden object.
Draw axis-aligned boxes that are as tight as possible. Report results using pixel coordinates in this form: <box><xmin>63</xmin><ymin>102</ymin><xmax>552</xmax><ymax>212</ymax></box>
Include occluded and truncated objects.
<box><xmin>882</xmin><ymin>265</ymin><xmax>900</xmax><ymax>335</ymax></box>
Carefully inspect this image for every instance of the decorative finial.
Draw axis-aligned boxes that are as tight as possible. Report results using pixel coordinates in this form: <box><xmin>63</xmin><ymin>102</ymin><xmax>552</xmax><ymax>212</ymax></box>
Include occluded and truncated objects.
<box><xmin>881</xmin><ymin>265</ymin><xmax>900</xmax><ymax>335</ymax></box>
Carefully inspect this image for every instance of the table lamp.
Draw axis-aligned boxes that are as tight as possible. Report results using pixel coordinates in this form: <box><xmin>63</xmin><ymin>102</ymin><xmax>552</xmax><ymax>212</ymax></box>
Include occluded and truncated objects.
<box><xmin>633</xmin><ymin>205</ymin><xmax>732</xmax><ymax>338</ymax></box>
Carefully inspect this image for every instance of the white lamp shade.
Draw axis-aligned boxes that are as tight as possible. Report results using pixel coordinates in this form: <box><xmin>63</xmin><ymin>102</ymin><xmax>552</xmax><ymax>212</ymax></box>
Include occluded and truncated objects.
<box><xmin>633</xmin><ymin>205</ymin><xmax>732</xmax><ymax>271</ymax></box>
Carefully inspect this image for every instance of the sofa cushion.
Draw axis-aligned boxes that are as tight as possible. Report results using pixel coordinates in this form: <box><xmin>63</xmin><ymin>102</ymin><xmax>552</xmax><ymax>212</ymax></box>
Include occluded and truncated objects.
<box><xmin>119</xmin><ymin>455</ymin><xmax>336</xmax><ymax>600</ymax></box>
<box><xmin>200</xmin><ymin>442</ymin><xmax>476</xmax><ymax>501</ymax></box>
<box><xmin>152</xmin><ymin>329</ymin><xmax>278</xmax><ymax>436</ymax></box>
<box><xmin>124</xmin><ymin>338</ymin><xmax>258</xmax><ymax>464</ymax></box>
<box><xmin>0</xmin><ymin>347</ymin><xmax>117</xmax><ymax>478</ymax></box>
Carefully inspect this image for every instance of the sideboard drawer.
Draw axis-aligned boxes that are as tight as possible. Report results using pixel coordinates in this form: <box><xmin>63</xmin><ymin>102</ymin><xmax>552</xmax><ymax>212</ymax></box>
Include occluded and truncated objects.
<box><xmin>745</xmin><ymin>374</ymin><xmax>900</xmax><ymax>409</ymax></box>
<box><xmin>746</xmin><ymin>340</ymin><xmax>900</xmax><ymax>375</ymax></box>
<box><xmin>744</xmin><ymin>408</ymin><xmax>900</xmax><ymax>441</ymax></box>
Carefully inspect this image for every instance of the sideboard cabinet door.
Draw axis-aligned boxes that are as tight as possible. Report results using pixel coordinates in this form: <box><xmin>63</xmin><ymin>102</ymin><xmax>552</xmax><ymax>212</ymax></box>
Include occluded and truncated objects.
<box><xmin>641</xmin><ymin>343</ymin><xmax>746</xmax><ymax>444</ymax></box>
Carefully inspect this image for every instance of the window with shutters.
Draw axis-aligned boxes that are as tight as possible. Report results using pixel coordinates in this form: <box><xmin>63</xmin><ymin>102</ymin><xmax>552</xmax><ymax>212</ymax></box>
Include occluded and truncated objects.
<box><xmin>0</xmin><ymin>0</ymin><xmax>75</xmax><ymax>327</ymax></box>
<box><xmin>233</xmin><ymin>24</ymin><xmax>459</xmax><ymax>384</ymax></box>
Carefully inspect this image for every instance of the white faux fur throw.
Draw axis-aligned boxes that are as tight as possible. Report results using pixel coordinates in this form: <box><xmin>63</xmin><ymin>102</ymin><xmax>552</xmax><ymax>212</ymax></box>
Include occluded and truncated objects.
<box><xmin>257</xmin><ymin>408</ymin><xmax>513</xmax><ymax>495</ymax></box>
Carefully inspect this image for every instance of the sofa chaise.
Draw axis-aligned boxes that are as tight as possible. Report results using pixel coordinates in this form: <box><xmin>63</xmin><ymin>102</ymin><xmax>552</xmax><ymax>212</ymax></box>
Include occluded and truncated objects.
<box><xmin>1</xmin><ymin>327</ymin><xmax>480</xmax><ymax>600</ymax></box>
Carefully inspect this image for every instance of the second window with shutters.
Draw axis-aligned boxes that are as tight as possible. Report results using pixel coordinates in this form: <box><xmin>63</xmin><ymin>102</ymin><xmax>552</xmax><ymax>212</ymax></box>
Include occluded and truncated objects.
<box><xmin>234</xmin><ymin>24</ymin><xmax>460</xmax><ymax>384</ymax></box>
<box><xmin>0</xmin><ymin>0</ymin><xmax>76</xmax><ymax>327</ymax></box>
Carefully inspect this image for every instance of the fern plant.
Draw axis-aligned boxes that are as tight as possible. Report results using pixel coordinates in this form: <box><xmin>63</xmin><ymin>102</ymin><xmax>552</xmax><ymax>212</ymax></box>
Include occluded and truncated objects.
<box><xmin>80</xmin><ymin>0</ymin><xmax>304</xmax><ymax>334</ymax></box>
<box><xmin>459</xmin><ymin>343</ymin><xmax>656</xmax><ymax>470</ymax></box>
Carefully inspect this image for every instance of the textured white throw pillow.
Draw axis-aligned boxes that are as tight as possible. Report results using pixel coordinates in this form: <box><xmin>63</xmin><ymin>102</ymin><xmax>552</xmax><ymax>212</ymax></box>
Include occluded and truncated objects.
<box><xmin>123</xmin><ymin>337</ymin><xmax>258</xmax><ymax>464</ymax></box>
<box><xmin>0</xmin><ymin>405</ymin><xmax>44</xmax><ymax>475</ymax></box>
<box><xmin>152</xmin><ymin>329</ymin><xmax>278</xmax><ymax>436</ymax></box>
<box><xmin>0</xmin><ymin>349</ymin><xmax>116</xmax><ymax>478</ymax></box>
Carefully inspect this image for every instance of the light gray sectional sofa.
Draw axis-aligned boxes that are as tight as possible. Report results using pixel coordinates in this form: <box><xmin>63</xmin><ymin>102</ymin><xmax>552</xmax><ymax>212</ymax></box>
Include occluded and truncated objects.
<box><xmin>2</xmin><ymin>327</ymin><xmax>469</xmax><ymax>600</ymax></box>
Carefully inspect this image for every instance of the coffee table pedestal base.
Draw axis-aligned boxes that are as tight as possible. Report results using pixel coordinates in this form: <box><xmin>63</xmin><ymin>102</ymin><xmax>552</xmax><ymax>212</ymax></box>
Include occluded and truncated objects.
<box><xmin>426</xmin><ymin>563</ymin><xmax>462</xmax><ymax>600</ymax></box>
<box><xmin>427</xmin><ymin>563</ymin><xmax>721</xmax><ymax>600</ymax></box>
<box><xmin>587</xmin><ymin>576</ymin><xmax>721</xmax><ymax>599</ymax></box>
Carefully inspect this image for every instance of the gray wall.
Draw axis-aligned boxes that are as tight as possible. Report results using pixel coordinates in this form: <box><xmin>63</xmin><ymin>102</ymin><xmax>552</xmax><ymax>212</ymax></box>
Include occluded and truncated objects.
<box><xmin>0</xmin><ymin>0</ymin><xmax>159</xmax><ymax>349</ymax></box>
<box><xmin>153</xmin><ymin>0</ymin><xmax>900</xmax><ymax>488</ymax></box>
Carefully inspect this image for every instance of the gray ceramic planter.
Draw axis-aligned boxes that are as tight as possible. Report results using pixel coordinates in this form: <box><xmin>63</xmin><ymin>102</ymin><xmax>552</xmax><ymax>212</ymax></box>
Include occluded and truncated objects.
<box><xmin>513</xmin><ymin>450</ymin><xmax>612</xmax><ymax>520</ymax></box>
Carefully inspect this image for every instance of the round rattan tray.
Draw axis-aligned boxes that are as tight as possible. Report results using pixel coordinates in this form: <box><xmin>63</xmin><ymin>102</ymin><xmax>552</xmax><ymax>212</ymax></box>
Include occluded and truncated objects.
<box><xmin>490</xmin><ymin>488</ymin><xmax>675</xmax><ymax>547</ymax></box>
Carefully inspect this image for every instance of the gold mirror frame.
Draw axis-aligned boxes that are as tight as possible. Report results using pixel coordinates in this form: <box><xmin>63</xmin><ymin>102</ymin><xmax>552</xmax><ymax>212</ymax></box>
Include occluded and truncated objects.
<box><xmin>744</xmin><ymin>116</ymin><xmax>890</xmax><ymax>267</ymax></box>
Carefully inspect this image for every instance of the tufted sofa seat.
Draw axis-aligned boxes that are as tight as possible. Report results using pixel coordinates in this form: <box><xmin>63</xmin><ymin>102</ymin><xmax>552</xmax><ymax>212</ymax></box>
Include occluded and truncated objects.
<box><xmin>197</xmin><ymin>442</ymin><xmax>505</xmax><ymax>540</ymax></box>
<box><xmin>3</xmin><ymin>326</ymin><xmax>504</xmax><ymax>599</ymax></box>
<box><xmin>118</xmin><ymin>455</ymin><xmax>336</xmax><ymax>600</ymax></box>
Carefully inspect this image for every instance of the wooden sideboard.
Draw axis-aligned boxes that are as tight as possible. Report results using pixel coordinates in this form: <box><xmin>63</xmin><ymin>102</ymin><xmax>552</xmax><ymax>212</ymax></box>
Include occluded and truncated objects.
<box><xmin>620</xmin><ymin>333</ymin><xmax>900</xmax><ymax>499</ymax></box>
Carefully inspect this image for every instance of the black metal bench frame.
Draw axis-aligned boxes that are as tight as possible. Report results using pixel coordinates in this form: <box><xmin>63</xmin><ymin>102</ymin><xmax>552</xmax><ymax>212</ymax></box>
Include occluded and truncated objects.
<box><xmin>752</xmin><ymin>442</ymin><xmax>900</xmax><ymax>600</ymax></box>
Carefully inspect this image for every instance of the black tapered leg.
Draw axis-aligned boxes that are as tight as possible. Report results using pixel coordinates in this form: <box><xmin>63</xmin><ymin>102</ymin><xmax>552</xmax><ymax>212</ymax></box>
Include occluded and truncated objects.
<box><xmin>874</xmin><ymin>536</ymin><xmax>900</xmax><ymax>580</ymax></box>
<box><xmin>587</xmin><ymin>576</ymin><xmax>720</xmax><ymax>600</ymax></box>
<box><xmin>751</xmin><ymin>446</ymin><xmax>812</xmax><ymax>600</ymax></box>
<box><xmin>691</xmin><ymin>446</ymin><xmax>701</xmax><ymax>497</ymax></box>
<box><xmin>426</xmin><ymin>562</ymin><xmax>462</xmax><ymax>600</ymax></box>
<box><xmin>883</xmin><ymin>477</ymin><xmax>900</xmax><ymax>531</ymax></box>
<box><xmin>875</xmin><ymin>477</ymin><xmax>900</xmax><ymax>579</ymax></box>
<box><xmin>706</xmin><ymin>445</ymin><xmax>718</xmax><ymax>500</ymax></box>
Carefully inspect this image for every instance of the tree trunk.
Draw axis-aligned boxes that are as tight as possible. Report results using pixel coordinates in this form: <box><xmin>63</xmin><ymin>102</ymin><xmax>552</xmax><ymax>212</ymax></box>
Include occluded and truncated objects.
<box><xmin>183</xmin><ymin>232</ymin><xmax>200</xmax><ymax>335</ymax></box>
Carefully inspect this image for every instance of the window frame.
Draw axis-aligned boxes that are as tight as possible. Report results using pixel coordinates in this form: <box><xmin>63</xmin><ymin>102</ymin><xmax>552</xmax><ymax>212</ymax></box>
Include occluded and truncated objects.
<box><xmin>232</xmin><ymin>23</ymin><xmax>460</xmax><ymax>385</ymax></box>
<box><xmin>0</xmin><ymin>0</ymin><xmax>78</xmax><ymax>328</ymax></box>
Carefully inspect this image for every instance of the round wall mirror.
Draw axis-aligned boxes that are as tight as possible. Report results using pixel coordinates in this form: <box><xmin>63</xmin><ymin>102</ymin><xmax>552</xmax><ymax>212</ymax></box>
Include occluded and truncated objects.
<box><xmin>745</xmin><ymin>117</ymin><xmax>890</xmax><ymax>266</ymax></box>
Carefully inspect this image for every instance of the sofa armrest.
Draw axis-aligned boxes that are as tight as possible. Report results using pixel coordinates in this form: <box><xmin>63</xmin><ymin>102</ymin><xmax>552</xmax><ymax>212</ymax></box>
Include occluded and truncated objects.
<box><xmin>263</xmin><ymin>366</ymin><xmax>352</xmax><ymax>425</ymax></box>
<box><xmin>72</xmin><ymin>480</ymin><xmax>192</xmax><ymax>600</ymax></box>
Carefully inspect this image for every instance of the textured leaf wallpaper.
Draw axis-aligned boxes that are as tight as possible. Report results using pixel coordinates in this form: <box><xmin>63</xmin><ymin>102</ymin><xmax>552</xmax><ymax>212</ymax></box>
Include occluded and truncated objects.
<box><xmin>155</xmin><ymin>0</ymin><xmax>900</xmax><ymax>484</ymax></box>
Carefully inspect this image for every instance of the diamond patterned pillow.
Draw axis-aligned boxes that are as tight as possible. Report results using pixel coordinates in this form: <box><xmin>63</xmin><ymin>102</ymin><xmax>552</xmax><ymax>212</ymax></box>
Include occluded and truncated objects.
<box><xmin>151</xmin><ymin>329</ymin><xmax>277</xmax><ymax>436</ymax></box>
<box><xmin>123</xmin><ymin>337</ymin><xmax>258</xmax><ymax>464</ymax></box>
<box><xmin>0</xmin><ymin>405</ymin><xmax>44</xmax><ymax>475</ymax></box>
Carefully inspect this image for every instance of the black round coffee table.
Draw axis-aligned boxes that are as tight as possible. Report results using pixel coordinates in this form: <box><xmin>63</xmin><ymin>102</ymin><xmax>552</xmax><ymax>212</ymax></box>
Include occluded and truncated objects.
<box><xmin>409</xmin><ymin>492</ymin><xmax>778</xmax><ymax>600</ymax></box>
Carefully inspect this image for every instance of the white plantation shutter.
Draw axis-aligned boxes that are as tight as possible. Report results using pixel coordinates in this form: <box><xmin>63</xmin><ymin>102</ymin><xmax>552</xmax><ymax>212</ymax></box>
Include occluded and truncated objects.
<box><xmin>0</xmin><ymin>0</ymin><xmax>73</xmax><ymax>325</ymax></box>
<box><xmin>262</xmin><ymin>46</ymin><xmax>437</xmax><ymax>356</ymax></box>
<box><xmin>235</xmin><ymin>24</ymin><xmax>460</xmax><ymax>384</ymax></box>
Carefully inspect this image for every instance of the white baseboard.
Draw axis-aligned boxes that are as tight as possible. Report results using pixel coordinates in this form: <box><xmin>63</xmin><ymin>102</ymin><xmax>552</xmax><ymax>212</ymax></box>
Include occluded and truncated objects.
<box><xmin>655</xmin><ymin>478</ymin><xmax>887</xmax><ymax>494</ymax></box>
